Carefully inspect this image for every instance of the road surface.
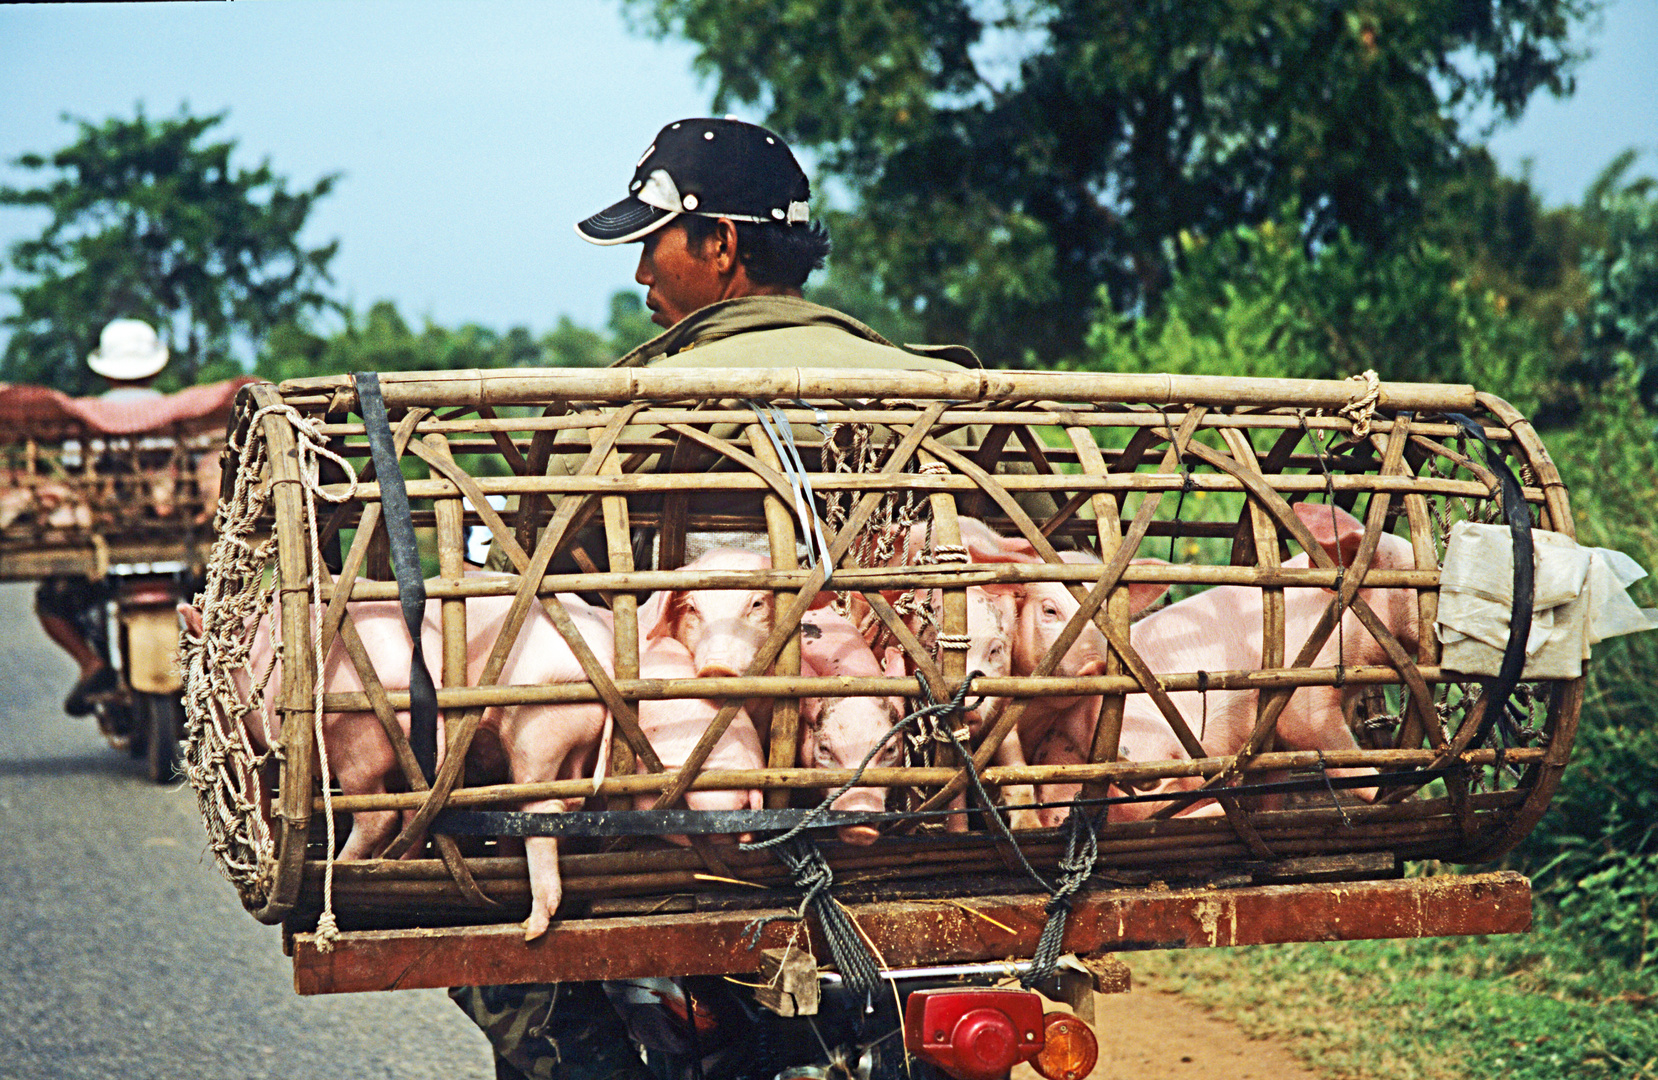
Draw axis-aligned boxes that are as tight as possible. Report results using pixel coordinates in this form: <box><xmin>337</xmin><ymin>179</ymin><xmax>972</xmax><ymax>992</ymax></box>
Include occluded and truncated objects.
<box><xmin>0</xmin><ymin>582</ymin><xmax>494</xmax><ymax>1080</ymax></box>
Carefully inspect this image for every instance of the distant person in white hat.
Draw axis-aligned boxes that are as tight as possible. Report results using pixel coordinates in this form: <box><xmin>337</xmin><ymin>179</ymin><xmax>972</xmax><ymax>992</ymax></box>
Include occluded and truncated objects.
<box><xmin>38</xmin><ymin>318</ymin><xmax>170</xmax><ymax>718</ymax></box>
<box><xmin>86</xmin><ymin>317</ymin><xmax>170</xmax><ymax>400</ymax></box>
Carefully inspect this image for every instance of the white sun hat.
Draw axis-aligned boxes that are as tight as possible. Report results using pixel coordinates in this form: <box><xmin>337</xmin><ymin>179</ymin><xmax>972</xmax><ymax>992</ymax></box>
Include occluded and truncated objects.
<box><xmin>87</xmin><ymin>319</ymin><xmax>169</xmax><ymax>381</ymax></box>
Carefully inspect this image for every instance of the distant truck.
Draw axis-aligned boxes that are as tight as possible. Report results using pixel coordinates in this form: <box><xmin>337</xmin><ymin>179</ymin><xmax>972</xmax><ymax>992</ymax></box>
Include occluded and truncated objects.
<box><xmin>0</xmin><ymin>377</ymin><xmax>252</xmax><ymax>780</ymax></box>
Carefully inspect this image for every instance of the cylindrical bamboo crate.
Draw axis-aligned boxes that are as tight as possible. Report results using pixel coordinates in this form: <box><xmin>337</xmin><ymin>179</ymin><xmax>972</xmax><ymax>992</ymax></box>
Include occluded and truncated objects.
<box><xmin>181</xmin><ymin>368</ymin><xmax>1580</xmax><ymax>933</ymax></box>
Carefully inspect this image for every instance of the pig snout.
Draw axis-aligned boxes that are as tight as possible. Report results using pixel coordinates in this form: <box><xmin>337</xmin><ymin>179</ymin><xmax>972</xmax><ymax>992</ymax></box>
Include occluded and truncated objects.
<box><xmin>690</xmin><ymin>623</ymin><xmax>766</xmax><ymax>679</ymax></box>
<box><xmin>646</xmin><ymin>549</ymin><xmax>775</xmax><ymax>679</ymax></box>
<box><xmin>831</xmin><ymin>785</ymin><xmax>886</xmax><ymax>846</ymax></box>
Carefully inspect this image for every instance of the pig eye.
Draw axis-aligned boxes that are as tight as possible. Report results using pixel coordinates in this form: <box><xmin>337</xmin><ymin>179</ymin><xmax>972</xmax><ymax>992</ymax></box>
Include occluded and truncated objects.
<box><xmin>1042</xmin><ymin>600</ymin><xmax>1061</xmax><ymax>620</ymax></box>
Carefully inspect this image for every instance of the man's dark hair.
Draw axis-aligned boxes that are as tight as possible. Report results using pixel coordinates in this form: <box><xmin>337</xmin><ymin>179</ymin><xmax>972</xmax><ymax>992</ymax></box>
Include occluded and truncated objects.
<box><xmin>681</xmin><ymin>216</ymin><xmax>831</xmax><ymax>288</ymax></box>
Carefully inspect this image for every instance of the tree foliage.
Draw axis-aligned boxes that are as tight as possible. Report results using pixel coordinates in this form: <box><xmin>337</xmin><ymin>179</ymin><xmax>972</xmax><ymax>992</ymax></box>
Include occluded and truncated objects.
<box><xmin>1572</xmin><ymin>151</ymin><xmax>1658</xmax><ymax>411</ymax></box>
<box><xmin>1</xmin><ymin>106</ymin><xmax>338</xmax><ymax>393</ymax></box>
<box><xmin>255</xmin><ymin>293</ymin><xmax>657</xmax><ymax>384</ymax></box>
<box><xmin>628</xmin><ymin>0</ymin><xmax>1597</xmax><ymax>364</ymax></box>
<box><xmin>1077</xmin><ymin>214</ymin><xmax>1553</xmax><ymax>413</ymax></box>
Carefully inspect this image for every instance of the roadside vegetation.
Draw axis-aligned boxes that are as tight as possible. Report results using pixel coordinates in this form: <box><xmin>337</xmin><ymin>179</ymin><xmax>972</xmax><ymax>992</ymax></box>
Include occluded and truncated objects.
<box><xmin>1133</xmin><ymin>930</ymin><xmax>1658</xmax><ymax>1080</ymax></box>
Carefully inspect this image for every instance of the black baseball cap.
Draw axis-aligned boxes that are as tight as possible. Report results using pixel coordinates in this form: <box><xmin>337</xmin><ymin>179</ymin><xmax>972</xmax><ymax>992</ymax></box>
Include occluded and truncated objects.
<box><xmin>575</xmin><ymin>117</ymin><xmax>812</xmax><ymax>245</ymax></box>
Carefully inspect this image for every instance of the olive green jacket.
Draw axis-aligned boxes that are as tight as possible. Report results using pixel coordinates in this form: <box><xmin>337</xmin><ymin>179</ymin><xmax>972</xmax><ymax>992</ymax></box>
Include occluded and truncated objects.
<box><xmin>484</xmin><ymin>296</ymin><xmax>1002</xmax><ymax>571</ymax></box>
<box><xmin>608</xmin><ymin>295</ymin><xmax>979</xmax><ymax>372</ymax></box>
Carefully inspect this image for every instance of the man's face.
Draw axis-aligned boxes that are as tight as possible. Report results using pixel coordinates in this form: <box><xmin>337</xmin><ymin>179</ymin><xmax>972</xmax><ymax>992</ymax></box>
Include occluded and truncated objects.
<box><xmin>635</xmin><ymin>221</ymin><xmax>725</xmax><ymax>328</ymax></box>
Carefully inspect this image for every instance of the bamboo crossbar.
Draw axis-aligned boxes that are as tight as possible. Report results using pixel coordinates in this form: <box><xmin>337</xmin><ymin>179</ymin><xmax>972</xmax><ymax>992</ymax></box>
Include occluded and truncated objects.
<box><xmin>321</xmin><ymin>563</ymin><xmax>1441</xmax><ymax>602</ymax></box>
<box><xmin>317</xmin><ymin>470</ymin><xmax>1534</xmax><ymax>503</ymax></box>
<box><xmin>313</xmin><ymin>745</ymin><xmax>1544</xmax><ymax>813</ymax></box>
<box><xmin>312</xmin><ymin>409</ymin><xmax>1513</xmax><ymax>441</ymax></box>
<box><xmin>319</xmin><ymin>663</ymin><xmax>1451</xmax><ymax>713</ymax></box>
<box><xmin>279</xmin><ymin>366</ymin><xmax>1478</xmax><ymax>412</ymax></box>
<box><xmin>297</xmin><ymin>792</ymin><xmax>1530</xmax><ymax>905</ymax></box>
<box><xmin>307</xmin><ymin>788</ymin><xmax>1527</xmax><ymax>875</ymax></box>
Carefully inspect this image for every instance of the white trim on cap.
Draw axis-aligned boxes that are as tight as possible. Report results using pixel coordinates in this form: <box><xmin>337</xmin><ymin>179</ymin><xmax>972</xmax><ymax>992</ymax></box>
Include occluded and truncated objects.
<box><xmin>635</xmin><ymin>167</ymin><xmax>811</xmax><ymax>226</ymax></box>
<box><xmin>574</xmin><ymin>210</ymin><xmax>679</xmax><ymax>246</ymax></box>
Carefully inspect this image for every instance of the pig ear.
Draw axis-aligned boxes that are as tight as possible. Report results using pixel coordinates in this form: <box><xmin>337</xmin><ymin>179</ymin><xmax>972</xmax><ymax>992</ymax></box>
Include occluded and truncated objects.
<box><xmin>978</xmin><ymin>581</ymin><xmax>1024</xmax><ymax>601</ymax></box>
<box><xmin>808</xmin><ymin>590</ymin><xmax>837</xmax><ymax>611</ymax></box>
<box><xmin>1294</xmin><ymin>502</ymin><xmax>1365</xmax><ymax>565</ymax></box>
<box><xmin>957</xmin><ymin>517</ymin><xmax>1041</xmax><ymax>564</ymax></box>
<box><xmin>882</xmin><ymin>645</ymin><xmax>909</xmax><ymax>678</ymax></box>
<box><xmin>177</xmin><ymin>602</ymin><xmax>204</xmax><ymax>638</ymax></box>
<box><xmin>638</xmin><ymin>590</ymin><xmax>675</xmax><ymax>641</ymax></box>
<box><xmin>1127</xmin><ymin>558</ymin><xmax>1173</xmax><ymax>613</ymax></box>
<box><xmin>988</xmin><ymin>537</ymin><xmax>1041</xmax><ymax>564</ymax></box>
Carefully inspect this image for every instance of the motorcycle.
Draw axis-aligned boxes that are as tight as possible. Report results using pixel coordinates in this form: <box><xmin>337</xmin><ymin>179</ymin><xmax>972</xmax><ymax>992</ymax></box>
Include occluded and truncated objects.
<box><xmin>87</xmin><ymin>560</ymin><xmax>196</xmax><ymax>783</ymax></box>
<box><xmin>603</xmin><ymin>958</ymin><xmax>1100</xmax><ymax>1080</ymax></box>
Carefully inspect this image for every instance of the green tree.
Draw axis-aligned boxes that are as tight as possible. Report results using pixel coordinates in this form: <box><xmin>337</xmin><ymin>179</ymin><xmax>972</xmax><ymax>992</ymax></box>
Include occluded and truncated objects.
<box><xmin>1078</xmin><ymin>214</ymin><xmax>1553</xmax><ymax>411</ymax></box>
<box><xmin>605</xmin><ymin>290</ymin><xmax>660</xmax><ymax>356</ymax></box>
<box><xmin>1572</xmin><ymin>151</ymin><xmax>1658</xmax><ymax>411</ymax></box>
<box><xmin>628</xmin><ymin>0</ymin><xmax>1597</xmax><ymax>366</ymax></box>
<box><xmin>1</xmin><ymin>106</ymin><xmax>338</xmax><ymax>393</ymax></box>
<box><xmin>255</xmin><ymin>295</ymin><xmax>652</xmax><ymax>383</ymax></box>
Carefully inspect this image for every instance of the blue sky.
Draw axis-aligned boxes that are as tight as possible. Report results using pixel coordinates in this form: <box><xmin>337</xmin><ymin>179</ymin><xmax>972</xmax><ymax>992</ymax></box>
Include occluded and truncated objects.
<box><xmin>2</xmin><ymin>0</ymin><xmax>1654</xmax><ymax>341</ymax></box>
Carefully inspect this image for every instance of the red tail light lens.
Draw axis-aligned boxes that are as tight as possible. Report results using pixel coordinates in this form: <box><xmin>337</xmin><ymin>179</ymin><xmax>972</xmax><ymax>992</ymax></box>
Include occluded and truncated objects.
<box><xmin>903</xmin><ymin>988</ymin><xmax>1046</xmax><ymax>1080</ymax></box>
<box><xmin>123</xmin><ymin>586</ymin><xmax>178</xmax><ymax>607</ymax></box>
<box><xmin>1032</xmin><ymin>1012</ymin><xmax>1098</xmax><ymax>1080</ymax></box>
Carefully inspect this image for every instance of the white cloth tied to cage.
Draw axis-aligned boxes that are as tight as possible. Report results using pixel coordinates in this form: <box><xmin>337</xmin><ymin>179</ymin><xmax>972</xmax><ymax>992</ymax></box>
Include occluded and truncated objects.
<box><xmin>1437</xmin><ymin>520</ymin><xmax>1658</xmax><ymax>679</ymax></box>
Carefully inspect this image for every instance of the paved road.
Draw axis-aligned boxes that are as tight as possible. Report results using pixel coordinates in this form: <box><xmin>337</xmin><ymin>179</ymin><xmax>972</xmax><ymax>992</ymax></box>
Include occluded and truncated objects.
<box><xmin>0</xmin><ymin>583</ymin><xmax>493</xmax><ymax>1080</ymax></box>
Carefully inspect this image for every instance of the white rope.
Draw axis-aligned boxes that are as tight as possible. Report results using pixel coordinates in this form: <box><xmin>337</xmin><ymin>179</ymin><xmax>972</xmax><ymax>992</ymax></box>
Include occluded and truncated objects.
<box><xmin>181</xmin><ymin>408</ymin><xmax>283</xmax><ymax>903</ymax></box>
<box><xmin>255</xmin><ymin>403</ymin><xmax>357</xmax><ymax>952</ymax></box>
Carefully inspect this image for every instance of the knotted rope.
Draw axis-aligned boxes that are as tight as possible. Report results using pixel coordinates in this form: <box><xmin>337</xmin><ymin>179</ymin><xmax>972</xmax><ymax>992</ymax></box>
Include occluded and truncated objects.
<box><xmin>1339</xmin><ymin>369</ymin><xmax>1381</xmax><ymax>438</ymax></box>
<box><xmin>739</xmin><ymin>675</ymin><xmax>990</xmax><ymax>1010</ymax></box>
<box><xmin>915</xmin><ymin>676</ymin><xmax>1100</xmax><ymax>987</ymax></box>
<box><xmin>180</xmin><ymin>401</ymin><xmax>356</xmax><ymax>948</ymax></box>
<box><xmin>1024</xmin><ymin>809</ymin><xmax>1099</xmax><ymax>989</ymax></box>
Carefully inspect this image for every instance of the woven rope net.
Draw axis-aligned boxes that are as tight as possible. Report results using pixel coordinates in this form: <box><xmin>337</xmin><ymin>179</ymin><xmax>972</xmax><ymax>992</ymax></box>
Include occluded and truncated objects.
<box><xmin>178</xmin><ymin>407</ymin><xmax>283</xmax><ymax>908</ymax></box>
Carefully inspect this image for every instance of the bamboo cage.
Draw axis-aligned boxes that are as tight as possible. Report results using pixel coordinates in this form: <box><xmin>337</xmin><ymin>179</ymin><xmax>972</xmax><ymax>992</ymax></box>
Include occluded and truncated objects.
<box><xmin>0</xmin><ymin>383</ymin><xmax>249</xmax><ymax>580</ymax></box>
<box><xmin>183</xmin><ymin>367</ymin><xmax>1580</xmax><ymax>937</ymax></box>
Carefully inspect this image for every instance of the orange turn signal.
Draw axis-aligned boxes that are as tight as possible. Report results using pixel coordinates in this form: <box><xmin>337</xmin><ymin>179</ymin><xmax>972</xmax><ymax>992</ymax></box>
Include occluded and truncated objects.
<box><xmin>1031</xmin><ymin>1012</ymin><xmax>1098</xmax><ymax>1080</ymax></box>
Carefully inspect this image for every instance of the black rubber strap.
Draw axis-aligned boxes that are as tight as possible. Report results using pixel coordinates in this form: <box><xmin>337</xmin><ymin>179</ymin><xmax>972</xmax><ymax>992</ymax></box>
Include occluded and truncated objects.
<box><xmin>355</xmin><ymin>372</ymin><xmax>439</xmax><ymax>783</ymax></box>
<box><xmin>1446</xmin><ymin>413</ymin><xmax>1534</xmax><ymax>748</ymax></box>
<box><xmin>432</xmin><ymin>768</ymin><xmax>1445</xmax><ymax>838</ymax></box>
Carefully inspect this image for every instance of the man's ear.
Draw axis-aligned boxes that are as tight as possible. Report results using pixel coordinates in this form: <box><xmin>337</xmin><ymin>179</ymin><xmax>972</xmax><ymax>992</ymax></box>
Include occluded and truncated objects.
<box><xmin>707</xmin><ymin>217</ymin><xmax>740</xmax><ymax>275</ymax></box>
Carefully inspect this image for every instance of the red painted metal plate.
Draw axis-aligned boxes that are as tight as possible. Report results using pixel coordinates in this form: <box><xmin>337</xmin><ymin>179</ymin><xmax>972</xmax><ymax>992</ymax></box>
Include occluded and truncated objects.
<box><xmin>291</xmin><ymin>871</ymin><xmax>1530</xmax><ymax>995</ymax></box>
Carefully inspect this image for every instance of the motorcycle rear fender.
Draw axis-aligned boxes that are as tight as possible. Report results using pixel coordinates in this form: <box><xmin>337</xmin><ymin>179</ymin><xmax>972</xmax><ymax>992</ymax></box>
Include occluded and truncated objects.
<box><xmin>122</xmin><ymin>607</ymin><xmax>182</xmax><ymax>694</ymax></box>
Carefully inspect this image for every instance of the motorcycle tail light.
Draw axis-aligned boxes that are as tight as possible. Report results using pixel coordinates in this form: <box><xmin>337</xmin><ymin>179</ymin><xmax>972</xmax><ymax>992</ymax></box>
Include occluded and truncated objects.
<box><xmin>903</xmin><ymin>988</ymin><xmax>1045</xmax><ymax>1080</ymax></box>
<box><xmin>123</xmin><ymin>586</ymin><xmax>178</xmax><ymax>607</ymax></box>
<box><xmin>1031</xmin><ymin>1012</ymin><xmax>1098</xmax><ymax>1080</ymax></box>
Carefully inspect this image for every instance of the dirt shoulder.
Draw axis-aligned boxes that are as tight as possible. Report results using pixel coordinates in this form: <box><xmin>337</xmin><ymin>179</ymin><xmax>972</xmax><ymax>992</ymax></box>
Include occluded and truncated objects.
<box><xmin>1012</xmin><ymin>965</ymin><xmax>1325</xmax><ymax>1080</ymax></box>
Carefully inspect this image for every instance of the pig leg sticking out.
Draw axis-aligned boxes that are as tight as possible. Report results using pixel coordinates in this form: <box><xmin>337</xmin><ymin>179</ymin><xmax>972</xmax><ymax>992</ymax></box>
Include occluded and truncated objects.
<box><xmin>181</xmin><ymin>594</ymin><xmax>613</xmax><ymax>941</ymax></box>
